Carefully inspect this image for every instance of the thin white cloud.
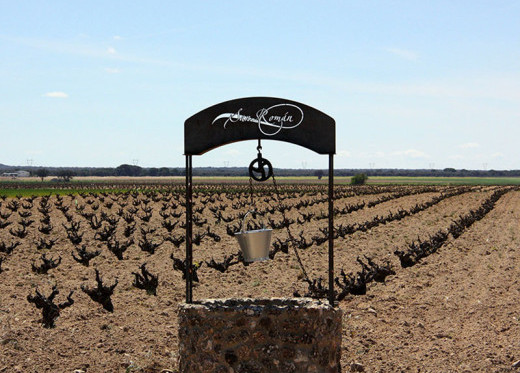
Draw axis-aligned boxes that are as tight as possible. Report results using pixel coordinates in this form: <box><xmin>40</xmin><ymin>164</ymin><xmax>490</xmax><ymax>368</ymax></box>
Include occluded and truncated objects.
<box><xmin>448</xmin><ymin>154</ymin><xmax>465</xmax><ymax>160</ymax></box>
<box><xmin>105</xmin><ymin>67</ymin><xmax>120</xmax><ymax>74</ymax></box>
<box><xmin>358</xmin><ymin>151</ymin><xmax>386</xmax><ymax>158</ymax></box>
<box><xmin>459</xmin><ymin>142</ymin><xmax>480</xmax><ymax>149</ymax></box>
<box><xmin>0</xmin><ymin>35</ymin><xmax>171</xmax><ymax>65</ymax></box>
<box><xmin>384</xmin><ymin>47</ymin><xmax>418</xmax><ymax>61</ymax></box>
<box><xmin>43</xmin><ymin>91</ymin><xmax>68</xmax><ymax>98</ymax></box>
<box><xmin>225</xmin><ymin>149</ymin><xmax>240</xmax><ymax>155</ymax></box>
<box><xmin>392</xmin><ymin>149</ymin><xmax>429</xmax><ymax>158</ymax></box>
<box><xmin>448</xmin><ymin>152</ymin><xmax>506</xmax><ymax>161</ymax></box>
<box><xmin>113</xmin><ymin>35</ymin><xmax>122</xmax><ymax>40</ymax></box>
<box><xmin>337</xmin><ymin>150</ymin><xmax>351</xmax><ymax>158</ymax></box>
<box><xmin>5</xmin><ymin>36</ymin><xmax>518</xmax><ymax>105</ymax></box>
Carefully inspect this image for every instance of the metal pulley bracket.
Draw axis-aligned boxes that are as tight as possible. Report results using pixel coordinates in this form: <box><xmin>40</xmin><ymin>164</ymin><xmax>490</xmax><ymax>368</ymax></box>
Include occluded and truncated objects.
<box><xmin>249</xmin><ymin>156</ymin><xmax>273</xmax><ymax>182</ymax></box>
<box><xmin>248</xmin><ymin>141</ymin><xmax>273</xmax><ymax>182</ymax></box>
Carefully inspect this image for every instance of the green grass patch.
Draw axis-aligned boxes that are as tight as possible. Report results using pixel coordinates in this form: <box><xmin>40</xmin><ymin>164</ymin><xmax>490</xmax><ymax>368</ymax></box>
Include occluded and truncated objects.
<box><xmin>0</xmin><ymin>188</ymin><xmax>134</xmax><ymax>198</ymax></box>
<box><xmin>362</xmin><ymin>176</ymin><xmax>520</xmax><ymax>185</ymax></box>
<box><xmin>2</xmin><ymin>175</ymin><xmax>520</xmax><ymax>198</ymax></box>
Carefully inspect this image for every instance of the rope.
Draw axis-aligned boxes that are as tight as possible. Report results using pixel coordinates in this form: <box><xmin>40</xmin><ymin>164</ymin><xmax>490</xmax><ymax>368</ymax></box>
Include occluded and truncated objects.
<box><xmin>245</xmin><ymin>140</ymin><xmax>312</xmax><ymax>286</ymax></box>
<box><xmin>271</xmin><ymin>172</ymin><xmax>312</xmax><ymax>285</ymax></box>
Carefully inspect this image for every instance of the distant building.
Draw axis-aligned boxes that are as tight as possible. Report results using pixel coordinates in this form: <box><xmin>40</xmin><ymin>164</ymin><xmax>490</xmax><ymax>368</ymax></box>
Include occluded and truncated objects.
<box><xmin>1</xmin><ymin>170</ymin><xmax>30</xmax><ymax>178</ymax></box>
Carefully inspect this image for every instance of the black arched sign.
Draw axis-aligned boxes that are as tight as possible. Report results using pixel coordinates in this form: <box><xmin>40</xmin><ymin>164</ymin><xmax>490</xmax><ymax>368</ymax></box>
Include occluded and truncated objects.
<box><xmin>185</xmin><ymin>97</ymin><xmax>335</xmax><ymax>155</ymax></box>
<box><xmin>184</xmin><ymin>97</ymin><xmax>336</xmax><ymax>306</ymax></box>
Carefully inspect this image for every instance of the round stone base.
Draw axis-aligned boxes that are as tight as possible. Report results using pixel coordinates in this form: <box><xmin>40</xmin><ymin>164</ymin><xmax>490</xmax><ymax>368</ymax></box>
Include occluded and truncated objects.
<box><xmin>178</xmin><ymin>298</ymin><xmax>342</xmax><ymax>372</ymax></box>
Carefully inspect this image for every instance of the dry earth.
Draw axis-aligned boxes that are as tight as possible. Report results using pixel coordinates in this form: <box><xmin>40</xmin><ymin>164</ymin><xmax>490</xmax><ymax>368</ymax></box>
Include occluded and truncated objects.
<box><xmin>0</xmin><ymin>185</ymin><xmax>519</xmax><ymax>372</ymax></box>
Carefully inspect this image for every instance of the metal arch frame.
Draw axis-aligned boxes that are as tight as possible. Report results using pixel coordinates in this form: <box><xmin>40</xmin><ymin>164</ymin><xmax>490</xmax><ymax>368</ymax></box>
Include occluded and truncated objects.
<box><xmin>184</xmin><ymin>97</ymin><xmax>335</xmax><ymax>306</ymax></box>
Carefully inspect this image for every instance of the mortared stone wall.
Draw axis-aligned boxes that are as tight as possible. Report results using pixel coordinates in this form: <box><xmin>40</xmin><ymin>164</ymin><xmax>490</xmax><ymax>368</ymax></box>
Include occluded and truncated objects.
<box><xmin>178</xmin><ymin>298</ymin><xmax>342</xmax><ymax>372</ymax></box>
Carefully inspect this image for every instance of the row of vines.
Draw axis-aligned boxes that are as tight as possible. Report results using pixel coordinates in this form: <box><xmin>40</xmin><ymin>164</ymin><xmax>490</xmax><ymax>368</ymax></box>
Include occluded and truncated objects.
<box><xmin>0</xmin><ymin>183</ymin><xmax>513</xmax><ymax>329</ymax></box>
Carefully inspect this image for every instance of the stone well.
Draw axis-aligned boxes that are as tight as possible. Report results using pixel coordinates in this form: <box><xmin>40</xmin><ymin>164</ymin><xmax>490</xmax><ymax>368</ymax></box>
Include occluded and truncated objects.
<box><xmin>178</xmin><ymin>298</ymin><xmax>342</xmax><ymax>372</ymax></box>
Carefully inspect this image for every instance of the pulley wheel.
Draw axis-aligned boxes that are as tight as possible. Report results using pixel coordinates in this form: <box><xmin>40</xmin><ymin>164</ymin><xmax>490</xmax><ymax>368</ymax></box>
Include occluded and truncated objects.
<box><xmin>249</xmin><ymin>157</ymin><xmax>273</xmax><ymax>182</ymax></box>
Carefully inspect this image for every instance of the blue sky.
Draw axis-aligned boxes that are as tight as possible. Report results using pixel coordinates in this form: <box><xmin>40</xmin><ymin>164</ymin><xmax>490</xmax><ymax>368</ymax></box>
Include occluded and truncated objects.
<box><xmin>1</xmin><ymin>1</ymin><xmax>519</xmax><ymax>169</ymax></box>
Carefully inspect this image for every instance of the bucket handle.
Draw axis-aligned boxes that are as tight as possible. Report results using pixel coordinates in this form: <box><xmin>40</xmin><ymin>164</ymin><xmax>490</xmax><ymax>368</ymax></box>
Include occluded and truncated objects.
<box><xmin>241</xmin><ymin>210</ymin><xmax>266</xmax><ymax>233</ymax></box>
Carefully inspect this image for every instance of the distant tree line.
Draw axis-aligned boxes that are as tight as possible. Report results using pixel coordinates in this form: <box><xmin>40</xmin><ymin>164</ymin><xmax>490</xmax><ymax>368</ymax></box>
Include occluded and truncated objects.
<box><xmin>2</xmin><ymin>164</ymin><xmax>520</xmax><ymax>179</ymax></box>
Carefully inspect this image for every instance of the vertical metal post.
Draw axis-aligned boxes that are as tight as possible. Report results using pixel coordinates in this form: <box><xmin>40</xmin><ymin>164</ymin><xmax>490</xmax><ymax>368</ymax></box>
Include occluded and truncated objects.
<box><xmin>328</xmin><ymin>154</ymin><xmax>335</xmax><ymax>306</ymax></box>
<box><xmin>185</xmin><ymin>155</ymin><xmax>193</xmax><ymax>303</ymax></box>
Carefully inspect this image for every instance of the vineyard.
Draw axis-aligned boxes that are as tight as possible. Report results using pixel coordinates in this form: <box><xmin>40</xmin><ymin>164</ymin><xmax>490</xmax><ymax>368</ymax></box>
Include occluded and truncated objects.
<box><xmin>1</xmin><ymin>183</ymin><xmax>519</xmax><ymax>372</ymax></box>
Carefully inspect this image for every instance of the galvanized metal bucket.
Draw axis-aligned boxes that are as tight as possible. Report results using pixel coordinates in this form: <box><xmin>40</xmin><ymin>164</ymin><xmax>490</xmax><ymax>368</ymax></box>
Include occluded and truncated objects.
<box><xmin>235</xmin><ymin>211</ymin><xmax>272</xmax><ymax>262</ymax></box>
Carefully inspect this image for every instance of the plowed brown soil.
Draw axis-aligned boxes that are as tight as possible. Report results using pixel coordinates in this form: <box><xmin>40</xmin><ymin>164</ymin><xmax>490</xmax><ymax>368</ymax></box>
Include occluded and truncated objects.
<box><xmin>1</xmin><ymin>185</ymin><xmax>519</xmax><ymax>372</ymax></box>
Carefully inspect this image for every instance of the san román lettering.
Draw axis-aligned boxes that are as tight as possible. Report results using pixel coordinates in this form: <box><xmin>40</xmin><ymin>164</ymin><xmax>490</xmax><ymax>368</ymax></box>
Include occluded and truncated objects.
<box><xmin>212</xmin><ymin>103</ymin><xmax>304</xmax><ymax>136</ymax></box>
